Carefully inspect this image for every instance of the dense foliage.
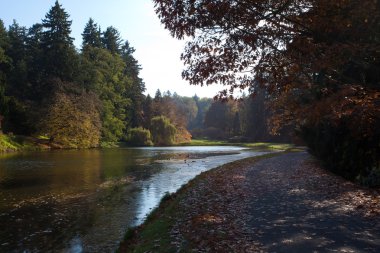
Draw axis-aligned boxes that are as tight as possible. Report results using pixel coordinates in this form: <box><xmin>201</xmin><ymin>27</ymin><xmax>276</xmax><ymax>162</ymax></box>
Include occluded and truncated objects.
<box><xmin>0</xmin><ymin>1</ymin><xmax>145</xmax><ymax>148</ymax></box>
<box><xmin>153</xmin><ymin>0</ymin><xmax>380</xmax><ymax>182</ymax></box>
<box><xmin>41</xmin><ymin>79</ymin><xmax>101</xmax><ymax>148</ymax></box>
<box><xmin>126</xmin><ymin>127</ymin><xmax>153</xmax><ymax>147</ymax></box>
<box><xmin>150</xmin><ymin>116</ymin><xmax>177</xmax><ymax>146</ymax></box>
<box><xmin>148</xmin><ymin>89</ymin><xmax>291</xmax><ymax>143</ymax></box>
<box><xmin>196</xmin><ymin>91</ymin><xmax>291</xmax><ymax>142</ymax></box>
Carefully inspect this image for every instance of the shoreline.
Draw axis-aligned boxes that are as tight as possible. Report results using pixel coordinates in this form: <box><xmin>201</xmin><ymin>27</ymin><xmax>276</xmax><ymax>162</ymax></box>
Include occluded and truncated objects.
<box><xmin>117</xmin><ymin>152</ymin><xmax>282</xmax><ymax>253</ymax></box>
<box><xmin>0</xmin><ymin>134</ymin><xmax>294</xmax><ymax>154</ymax></box>
<box><xmin>117</xmin><ymin>150</ymin><xmax>380</xmax><ymax>253</ymax></box>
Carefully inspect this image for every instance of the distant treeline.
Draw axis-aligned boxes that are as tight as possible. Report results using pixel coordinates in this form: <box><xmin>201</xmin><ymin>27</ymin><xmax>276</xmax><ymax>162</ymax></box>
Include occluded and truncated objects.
<box><xmin>143</xmin><ymin>89</ymin><xmax>291</xmax><ymax>146</ymax></box>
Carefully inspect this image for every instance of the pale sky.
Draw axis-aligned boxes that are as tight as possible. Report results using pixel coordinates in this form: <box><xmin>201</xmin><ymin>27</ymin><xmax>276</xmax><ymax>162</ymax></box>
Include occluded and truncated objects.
<box><xmin>0</xmin><ymin>0</ymin><xmax>223</xmax><ymax>98</ymax></box>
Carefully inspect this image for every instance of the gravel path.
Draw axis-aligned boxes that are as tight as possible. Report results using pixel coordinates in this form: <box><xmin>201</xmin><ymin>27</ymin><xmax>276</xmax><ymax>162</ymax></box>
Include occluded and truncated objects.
<box><xmin>173</xmin><ymin>152</ymin><xmax>380</xmax><ymax>252</ymax></box>
<box><xmin>245</xmin><ymin>152</ymin><xmax>380</xmax><ymax>252</ymax></box>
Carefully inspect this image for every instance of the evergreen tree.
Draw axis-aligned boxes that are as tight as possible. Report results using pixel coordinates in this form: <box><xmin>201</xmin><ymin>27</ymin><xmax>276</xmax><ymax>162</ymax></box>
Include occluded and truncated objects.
<box><xmin>0</xmin><ymin>20</ymin><xmax>36</xmax><ymax>135</ymax></box>
<box><xmin>42</xmin><ymin>1</ymin><xmax>73</xmax><ymax>45</ymax></box>
<box><xmin>25</xmin><ymin>23</ymin><xmax>44</xmax><ymax>95</ymax></box>
<box><xmin>7</xmin><ymin>20</ymin><xmax>28</xmax><ymax>99</ymax></box>
<box><xmin>153</xmin><ymin>89</ymin><xmax>163</xmax><ymax>116</ymax></box>
<box><xmin>7</xmin><ymin>20</ymin><xmax>26</xmax><ymax>63</ymax></box>
<box><xmin>81</xmin><ymin>46</ymin><xmax>131</xmax><ymax>143</ymax></box>
<box><xmin>0</xmin><ymin>20</ymin><xmax>8</xmax><ymax>59</ymax></box>
<box><xmin>27</xmin><ymin>24</ymin><xmax>43</xmax><ymax>51</ymax></box>
<box><xmin>154</xmin><ymin>89</ymin><xmax>162</xmax><ymax>101</ymax></box>
<box><xmin>0</xmin><ymin>20</ymin><xmax>9</xmax><ymax>54</ymax></box>
<box><xmin>82</xmin><ymin>18</ymin><xmax>102</xmax><ymax>49</ymax></box>
<box><xmin>122</xmin><ymin>41</ymin><xmax>145</xmax><ymax>127</ymax></box>
<box><xmin>142</xmin><ymin>94</ymin><xmax>153</xmax><ymax>129</ymax></box>
<box><xmin>41</xmin><ymin>0</ymin><xmax>78</xmax><ymax>81</ymax></box>
<box><xmin>163</xmin><ymin>90</ymin><xmax>172</xmax><ymax>97</ymax></box>
<box><xmin>0</xmin><ymin>20</ymin><xmax>10</xmax><ymax>123</ymax></box>
<box><xmin>102</xmin><ymin>26</ymin><xmax>122</xmax><ymax>54</ymax></box>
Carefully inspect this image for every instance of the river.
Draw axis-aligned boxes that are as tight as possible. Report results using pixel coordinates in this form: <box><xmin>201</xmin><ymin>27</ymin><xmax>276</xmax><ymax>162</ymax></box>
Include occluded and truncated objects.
<box><xmin>0</xmin><ymin>146</ymin><xmax>267</xmax><ymax>252</ymax></box>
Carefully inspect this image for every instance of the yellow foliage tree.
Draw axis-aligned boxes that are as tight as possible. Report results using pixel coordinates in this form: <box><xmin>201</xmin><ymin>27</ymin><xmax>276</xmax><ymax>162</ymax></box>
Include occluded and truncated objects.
<box><xmin>42</xmin><ymin>80</ymin><xmax>101</xmax><ymax>148</ymax></box>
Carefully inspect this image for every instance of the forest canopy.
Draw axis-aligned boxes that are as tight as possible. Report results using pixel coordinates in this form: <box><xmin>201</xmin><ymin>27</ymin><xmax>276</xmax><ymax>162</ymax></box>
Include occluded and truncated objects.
<box><xmin>0</xmin><ymin>1</ymin><xmax>145</xmax><ymax>147</ymax></box>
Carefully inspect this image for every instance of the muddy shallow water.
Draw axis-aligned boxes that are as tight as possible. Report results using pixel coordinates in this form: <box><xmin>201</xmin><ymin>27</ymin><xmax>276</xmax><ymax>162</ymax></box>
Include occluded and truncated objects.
<box><xmin>0</xmin><ymin>146</ymin><xmax>267</xmax><ymax>252</ymax></box>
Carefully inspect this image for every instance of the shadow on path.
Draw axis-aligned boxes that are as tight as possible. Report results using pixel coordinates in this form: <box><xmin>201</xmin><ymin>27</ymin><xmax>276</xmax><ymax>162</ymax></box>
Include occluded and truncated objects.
<box><xmin>246</xmin><ymin>152</ymin><xmax>380</xmax><ymax>253</ymax></box>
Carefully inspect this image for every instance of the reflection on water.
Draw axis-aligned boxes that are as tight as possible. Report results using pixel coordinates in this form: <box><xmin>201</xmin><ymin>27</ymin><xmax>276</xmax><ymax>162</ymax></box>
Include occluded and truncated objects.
<box><xmin>0</xmin><ymin>146</ymin><xmax>267</xmax><ymax>252</ymax></box>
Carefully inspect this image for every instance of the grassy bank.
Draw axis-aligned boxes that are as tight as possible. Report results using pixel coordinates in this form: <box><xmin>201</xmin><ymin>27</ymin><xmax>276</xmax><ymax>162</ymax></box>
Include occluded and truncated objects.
<box><xmin>1</xmin><ymin>134</ymin><xmax>296</xmax><ymax>152</ymax></box>
<box><xmin>179</xmin><ymin>139</ymin><xmax>230</xmax><ymax>146</ymax></box>
<box><xmin>0</xmin><ymin>134</ymin><xmax>30</xmax><ymax>152</ymax></box>
<box><xmin>0</xmin><ymin>134</ymin><xmax>48</xmax><ymax>152</ymax></box>
<box><xmin>117</xmin><ymin>152</ymin><xmax>284</xmax><ymax>253</ymax></box>
<box><xmin>180</xmin><ymin>139</ymin><xmax>295</xmax><ymax>151</ymax></box>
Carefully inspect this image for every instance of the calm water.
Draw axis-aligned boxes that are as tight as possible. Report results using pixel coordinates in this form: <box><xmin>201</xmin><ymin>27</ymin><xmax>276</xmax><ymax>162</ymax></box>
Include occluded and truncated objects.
<box><xmin>0</xmin><ymin>146</ymin><xmax>266</xmax><ymax>252</ymax></box>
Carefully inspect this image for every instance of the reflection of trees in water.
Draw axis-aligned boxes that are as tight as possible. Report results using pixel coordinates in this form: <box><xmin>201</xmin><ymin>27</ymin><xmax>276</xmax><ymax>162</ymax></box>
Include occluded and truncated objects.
<box><xmin>0</xmin><ymin>147</ymin><xmax>254</xmax><ymax>252</ymax></box>
<box><xmin>49</xmin><ymin>150</ymin><xmax>102</xmax><ymax>192</ymax></box>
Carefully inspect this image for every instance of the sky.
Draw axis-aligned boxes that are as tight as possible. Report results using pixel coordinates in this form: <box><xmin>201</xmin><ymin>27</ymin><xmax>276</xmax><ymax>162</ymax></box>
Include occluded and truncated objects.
<box><xmin>0</xmin><ymin>0</ymin><xmax>223</xmax><ymax>98</ymax></box>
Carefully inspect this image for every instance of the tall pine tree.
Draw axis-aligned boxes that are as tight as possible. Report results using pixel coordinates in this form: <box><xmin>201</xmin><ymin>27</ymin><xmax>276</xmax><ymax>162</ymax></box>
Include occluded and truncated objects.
<box><xmin>7</xmin><ymin>20</ymin><xmax>28</xmax><ymax>99</ymax></box>
<box><xmin>41</xmin><ymin>0</ymin><xmax>78</xmax><ymax>82</ymax></box>
<box><xmin>102</xmin><ymin>26</ymin><xmax>122</xmax><ymax>54</ymax></box>
<box><xmin>122</xmin><ymin>41</ymin><xmax>145</xmax><ymax>128</ymax></box>
<box><xmin>0</xmin><ymin>20</ymin><xmax>10</xmax><ymax>125</ymax></box>
<box><xmin>142</xmin><ymin>94</ymin><xmax>153</xmax><ymax>129</ymax></box>
<box><xmin>25</xmin><ymin>23</ymin><xmax>44</xmax><ymax>96</ymax></box>
<box><xmin>82</xmin><ymin>18</ymin><xmax>102</xmax><ymax>49</ymax></box>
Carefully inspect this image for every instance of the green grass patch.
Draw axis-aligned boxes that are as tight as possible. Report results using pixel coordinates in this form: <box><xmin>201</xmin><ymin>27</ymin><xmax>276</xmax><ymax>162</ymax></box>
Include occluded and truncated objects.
<box><xmin>126</xmin><ymin>138</ymin><xmax>297</xmax><ymax>152</ymax></box>
<box><xmin>180</xmin><ymin>139</ymin><xmax>230</xmax><ymax>146</ymax></box>
<box><xmin>0</xmin><ymin>134</ymin><xmax>45</xmax><ymax>152</ymax></box>
<box><xmin>180</xmin><ymin>139</ymin><xmax>295</xmax><ymax>151</ymax></box>
<box><xmin>241</xmin><ymin>142</ymin><xmax>294</xmax><ymax>151</ymax></box>
<box><xmin>100</xmin><ymin>141</ymin><xmax>121</xmax><ymax>148</ymax></box>
<box><xmin>0</xmin><ymin>134</ymin><xmax>21</xmax><ymax>152</ymax></box>
<box><xmin>36</xmin><ymin>135</ymin><xmax>50</xmax><ymax>140</ymax></box>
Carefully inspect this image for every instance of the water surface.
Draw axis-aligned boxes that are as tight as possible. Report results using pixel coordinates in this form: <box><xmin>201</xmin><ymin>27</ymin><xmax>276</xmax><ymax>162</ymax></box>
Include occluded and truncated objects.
<box><xmin>0</xmin><ymin>146</ymin><xmax>267</xmax><ymax>252</ymax></box>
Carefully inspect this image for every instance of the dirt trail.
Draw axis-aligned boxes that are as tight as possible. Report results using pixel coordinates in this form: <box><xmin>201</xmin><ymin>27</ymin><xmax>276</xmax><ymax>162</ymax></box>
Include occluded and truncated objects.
<box><xmin>172</xmin><ymin>152</ymin><xmax>380</xmax><ymax>252</ymax></box>
<box><xmin>245</xmin><ymin>152</ymin><xmax>380</xmax><ymax>252</ymax></box>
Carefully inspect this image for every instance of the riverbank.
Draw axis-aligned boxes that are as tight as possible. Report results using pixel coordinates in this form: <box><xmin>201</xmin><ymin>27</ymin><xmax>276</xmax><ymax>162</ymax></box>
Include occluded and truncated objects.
<box><xmin>180</xmin><ymin>139</ymin><xmax>294</xmax><ymax>151</ymax></box>
<box><xmin>0</xmin><ymin>134</ymin><xmax>49</xmax><ymax>152</ymax></box>
<box><xmin>118</xmin><ymin>151</ymin><xmax>380</xmax><ymax>253</ymax></box>
<box><xmin>0</xmin><ymin>134</ymin><xmax>293</xmax><ymax>153</ymax></box>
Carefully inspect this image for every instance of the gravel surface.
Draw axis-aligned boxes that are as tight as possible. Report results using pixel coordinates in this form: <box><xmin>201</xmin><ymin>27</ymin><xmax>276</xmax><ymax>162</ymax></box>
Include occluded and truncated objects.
<box><xmin>245</xmin><ymin>152</ymin><xmax>380</xmax><ymax>253</ymax></box>
<box><xmin>172</xmin><ymin>152</ymin><xmax>380</xmax><ymax>252</ymax></box>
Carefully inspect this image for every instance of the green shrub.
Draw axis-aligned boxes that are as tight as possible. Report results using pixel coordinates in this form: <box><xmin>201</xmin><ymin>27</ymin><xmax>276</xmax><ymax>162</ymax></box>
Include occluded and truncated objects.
<box><xmin>150</xmin><ymin>116</ymin><xmax>177</xmax><ymax>146</ymax></box>
<box><xmin>126</xmin><ymin>127</ymin><xmax>153</xmax><ymax>146</ymax></box>
<box><xmin>0</xmin><ymin>134</ymin><xmax>20</xmax><ymax>152</ymax></box>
